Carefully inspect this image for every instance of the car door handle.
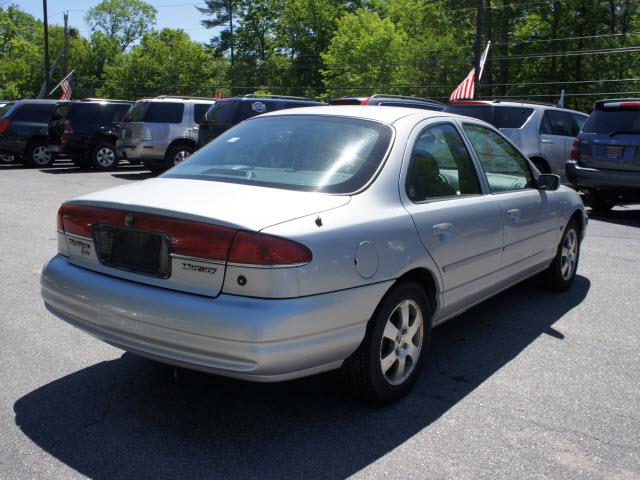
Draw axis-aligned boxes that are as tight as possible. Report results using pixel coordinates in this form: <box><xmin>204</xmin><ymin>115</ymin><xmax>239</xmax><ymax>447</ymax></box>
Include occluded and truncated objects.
<box><xmin>541</xmin><ymin>139</ymin><xmax>553</xmax><ymax>144</ymax></box>
<box><xmin>507</xmin><ymin>209</ymin><xmax>521</xmax><ymax>217</ymax></box>
<box><xmin>432</xmin><ymin>223</ymin><xmax>453</xmax><ymax>240</ymax></box>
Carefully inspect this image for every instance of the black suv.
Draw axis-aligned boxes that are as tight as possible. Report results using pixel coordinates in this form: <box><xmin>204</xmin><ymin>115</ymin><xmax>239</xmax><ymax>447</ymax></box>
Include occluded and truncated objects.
<box><xmin>0</xmin><ymin>99</ymin><xmax>59</xmax><ymax>168</ymax></box>
<box><xmin>328</xmin><ymin>94</ymin><xmax>445</xmax><ymax>110</ymax></box>
<box><xmin>49</xmin><ymin>99</ymin><xmax>133</xmax><ymax>170</ymax></box>
<box><xmin>197</xmin><ymin>95</ymin><xmax>325</xmax><ymax>149</ymax></box>
<box><xmin>566</xmin><ymin>99</ymin><xmax>640</xmax><ymax>213</ymax></box>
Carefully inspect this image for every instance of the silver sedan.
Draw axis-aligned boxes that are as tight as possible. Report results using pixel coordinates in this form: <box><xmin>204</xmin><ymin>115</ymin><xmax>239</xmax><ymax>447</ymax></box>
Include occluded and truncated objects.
<box><xmin>41</xmin><ymin>106</ymin><xmax>587</xmax><ymax>403</ymax></box>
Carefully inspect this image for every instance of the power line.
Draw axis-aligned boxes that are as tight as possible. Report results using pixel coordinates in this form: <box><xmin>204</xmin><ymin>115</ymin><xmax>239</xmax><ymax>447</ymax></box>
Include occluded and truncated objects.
<box><xmin>494</xmin><ymin>30</ymin><xmax>640</xmax><ymax>46</ymax></box>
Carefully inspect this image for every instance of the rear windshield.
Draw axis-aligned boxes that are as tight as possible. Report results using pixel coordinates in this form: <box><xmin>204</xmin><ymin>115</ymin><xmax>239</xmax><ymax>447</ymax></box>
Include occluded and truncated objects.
<box><xmin>194</xmin><ymin>103</ymin><xmax>211</xmax><ymax>125</ymax></box>
<box><xmin>11</xmin><ymin>103</ymin><xmax>56</xmax><ymax>123</ymax></box>
<box><xmin>205</xmin><ymin>100</ymin><xmax>237</xmax><ymax>124</ymax></box>
<box><xmin>444</xmin><ymin>104</ymin><xmax>493</xmax><ymax>123</ymax></box>
<box><xmin>582</xmin><ymin>109</ymin><xmax>640</xmax><ymax>134</ymax></box>
<box><xmin>0</xmin><ymin>102</ymin><xmax>14</xmax><ymax>117</ymax></box>
<box><xmin>165</xmin><ymin>115</ymin><xmax>393</xmax><ymax>194</ymax></box>
<box><xmin>328</xmin><ymin>98</ymin><xmax>364</xmax><ymax>105</ymax></box>
<box><xmin>492</xmin><ymin>106</ymin><xmax>534</xmax><ymax>128</ymax></box>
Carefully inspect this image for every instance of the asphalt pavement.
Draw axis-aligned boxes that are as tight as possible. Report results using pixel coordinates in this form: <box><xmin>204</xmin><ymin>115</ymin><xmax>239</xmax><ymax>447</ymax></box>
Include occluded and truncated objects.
<box><xmin>1</xmin><ymin>161</ymin><xmax>639</xmax><ymax>480</ymax></box>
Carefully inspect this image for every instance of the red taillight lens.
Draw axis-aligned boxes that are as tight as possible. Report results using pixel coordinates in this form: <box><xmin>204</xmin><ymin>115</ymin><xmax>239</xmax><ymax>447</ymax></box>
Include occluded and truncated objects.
<box><xmin>228</xmin><ymin>231</ymin><xmax>312</xmax><ymax>266</ymax></box>
<box><xmin>63</xmin><ymin>120</ymin><xmax>74</xmax><ymax>134</ymax></box>
<box><xmin>570</xmin><ymin>139</ymin><xmax>580</xmax><ymax>161</ymax></box>
<box><xmin>57</xmin><ymin>204</ymin><xmax>236</xmax><ymax>261</ymax></box>
<box><xmin>360</xmin><ymin>98</ymin><xmax>370</xmax><ymax>105</ymax></box>
<box><xmin>0</xmin><ymin>118</ymin><xmax>10</xmax><ymax>134</ymax></box>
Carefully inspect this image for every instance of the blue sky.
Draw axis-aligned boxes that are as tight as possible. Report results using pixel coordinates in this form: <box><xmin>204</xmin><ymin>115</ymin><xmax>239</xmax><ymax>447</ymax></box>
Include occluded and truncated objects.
<box><xmin>17</xmin><ymin>1</ymin><xmax>217</xmax><ymax>44</ymax></box>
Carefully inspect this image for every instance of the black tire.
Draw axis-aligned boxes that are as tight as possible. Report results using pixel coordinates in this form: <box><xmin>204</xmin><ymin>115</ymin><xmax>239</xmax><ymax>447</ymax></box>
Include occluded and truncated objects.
<box><xmin>543</xmin><ymin>219</ymin><xmax>581</xmax><ymax>292</ymax></box>
<box><xmin>585</xmin><ymin>189</ymin><xmax>615</xmax><ymax>214</ymax></box>
<box><xmin>90</xmin><ymin>142</ymin><xmax>118</xmax><ymax>171</ymax></box>
<box><xmin>531</xmin><ymin>158</ymin><xmax>550</xmax><ymax>174</ymax></box>
<box><xmin>164</xmin><ymin>144</ymin><xmax>194</xmax><ymax>168</ymax></box>
<box><xmin>342</xmin><ymin>281</ymin><xmax>432</xmax><ymax>404</ymax></box>
<box><xmin>24</xmin><ymin>139</ymin><xmax>53</xmax><ymax>168</ymax></box>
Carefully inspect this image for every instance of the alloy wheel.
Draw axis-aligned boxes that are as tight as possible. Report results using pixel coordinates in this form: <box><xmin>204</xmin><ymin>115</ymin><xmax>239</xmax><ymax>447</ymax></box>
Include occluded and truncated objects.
<box><xmin>379</xmin><ymin>299</ymin><xmax>424</xmax><ymax>386</ymax></box>
<box><xmin>96</xmin><ymin>147</ymin><xmax>116</xmax><ymax>168</ymax></box>
<box><xmin>560</xmin><ymin>229</ymin><xmax>578</xmax><ymax>280</ymax></box>
<box><xmin>173</xmin><ymin>150</ymin><xmax>190</xmax><ymax>165</ymax></box>
<box><xmin>32</xmin><ymin>146</ymin><xmax>51</xmax><ymax>166</ymax></box>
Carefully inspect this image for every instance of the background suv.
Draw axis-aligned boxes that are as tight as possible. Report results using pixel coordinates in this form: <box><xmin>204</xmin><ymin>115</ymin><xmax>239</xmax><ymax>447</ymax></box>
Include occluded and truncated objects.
<box><xmin>117</xmin><ymin>96</ymin><xmax>215</xmax><ymax>172</ymax></box>
<box><xmin>328</xmin><ymin>94</ymin><xmax>444</xmax><ymax>110</ymax></box>
<box><xmin>0</xmin><ymin>99</ymin><xmax>59</xmax><ymax>168</ymax></box>
<box><xmin>444</xmin><ymin>100</ymin><xmax>588</xmax><ymax>181</ymax></box>
<box><xmin>197</xmin><ymin>95</ymin><xmax>325</xmax><ymax>149</ymax></box>
<box><xmin>49</xmin><ymin>99</ymin><xmax>133</xmax><ymax>170</ymax></box>
<box><xmin>566</xmin><ymin>99</ymin><xmax>640</xmax><ymax>212</ymax></box>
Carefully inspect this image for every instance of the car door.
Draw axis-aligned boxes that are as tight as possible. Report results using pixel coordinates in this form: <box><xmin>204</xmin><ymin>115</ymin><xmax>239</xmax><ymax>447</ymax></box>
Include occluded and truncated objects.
<box><xmin>539</xmin><ymin>109</ymin><xmax>576</xmax><ymax>176</ymax></box>
<box><xmin>462</xmin><ymin>123</ymin><xmax>560</xmax><ymax>278</ymax></box>
<box><xmin>401</xmin><ymin>121</ymin><xmax>504</xmax><ymax>311</ymax></box>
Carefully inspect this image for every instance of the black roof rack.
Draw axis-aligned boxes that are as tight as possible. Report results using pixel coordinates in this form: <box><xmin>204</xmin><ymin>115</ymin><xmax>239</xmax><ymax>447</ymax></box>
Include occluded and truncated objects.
<box><xmin>242</xmin><ymin>94</ymin><xmax>315</xmax><ymax>101</ymax></box>
<box><xmin>492</xmin><ymin>98</ymin><xmax>558</xmax><ymax>107</ymax></box>
<box><xmin>155</xmin><ymin>95</ymin><xmax>215</xmax><ymax>101</ymax></box>
<box><xmin>82</xmin><ymin>97</ymin><xmax>133</xmax><ymax>103</ymax></box>
<box><xmin>370</xmin><ymin>94</ymin><xmax>445</xmax><ymax>105</ymax></box>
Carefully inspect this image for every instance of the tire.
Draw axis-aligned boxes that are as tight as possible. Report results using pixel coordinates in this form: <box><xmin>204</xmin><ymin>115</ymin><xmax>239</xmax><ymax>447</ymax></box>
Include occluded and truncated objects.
<box><xmin>90</xmin><ymin>142</ymin><xmax>118</xmax><ymax>171</ymax></box>
<box><xmin>342</xmin><ymin>281</ymin><xmax>432</xmax><ymax>404</ymax></box>
<box><xmin>164</xmin><ymin>144</ymin><xmax>194</xmax><ymax>168</ymax></box>
<box><xmin>585</xmin><ymin>189</ymin><xmax>615</xmax><ymax>214</ymax></box>
<box><xmin>543</xmin><ymin>219</ymin><xmax>580</xmax><ymax>292</ymax></box>
<box><xmin>24</xmin><ymin>139</ymin><xmax>53</xmax><ymax>168</ymax></box>
<box><xmin>531</xmin><ymin>158</ymin><xmax>550</xmax><ymax>174</ymax></box>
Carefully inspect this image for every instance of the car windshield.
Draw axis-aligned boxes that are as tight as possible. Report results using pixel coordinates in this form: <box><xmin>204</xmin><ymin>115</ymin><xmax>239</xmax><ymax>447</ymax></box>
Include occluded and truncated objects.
<box><xmin>164</xmin><ymin>115</ymin><xmax>393</xmax><ymax>193</ymax></box>
<box><xmin>582</xmin><ymin>109</ymin><xmax>640</xmax><ymax>134</ymax></box>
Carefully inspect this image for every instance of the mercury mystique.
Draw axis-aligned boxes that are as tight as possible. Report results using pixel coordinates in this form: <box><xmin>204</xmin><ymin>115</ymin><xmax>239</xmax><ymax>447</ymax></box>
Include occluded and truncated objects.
<box><xmin>41</xmin><ymin>106</ymin><xmax>587</xmax><ymax>403</ymax></box>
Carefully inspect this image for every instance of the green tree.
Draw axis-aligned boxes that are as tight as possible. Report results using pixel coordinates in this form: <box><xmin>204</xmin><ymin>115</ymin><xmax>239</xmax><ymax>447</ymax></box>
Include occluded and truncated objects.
<box><xmin>84</xmin><ymin>0</ymin><xmax>157</xmax><ymax>52</ymax></box>
<box><xmin>198</xmin><ymin>0</ymin><xmax>240</xmax><ymax>65</ymax></box>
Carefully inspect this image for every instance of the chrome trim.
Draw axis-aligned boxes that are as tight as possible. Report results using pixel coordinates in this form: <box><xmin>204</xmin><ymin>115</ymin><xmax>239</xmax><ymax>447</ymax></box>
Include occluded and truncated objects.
<box><xmin>226</xmin><ymin>261</ymin><xmax>309</xmax><ymax>269</ymax></box>
<box><xmin>170</xmin><ymin>253</ymin><xmax>225</xmax><ymax>265</ymax></box>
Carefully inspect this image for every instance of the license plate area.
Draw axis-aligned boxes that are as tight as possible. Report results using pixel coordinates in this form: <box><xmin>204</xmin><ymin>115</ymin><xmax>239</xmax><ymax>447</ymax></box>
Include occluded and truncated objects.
<box><xmin>604</xmin><ymin>145</ymin><xmax>625</xmax><ymax>159</ymax></box>
<box><xmin>93</xmin><ymin>224</ymin><xmax>171</xmax><ymax>278</ymax></box>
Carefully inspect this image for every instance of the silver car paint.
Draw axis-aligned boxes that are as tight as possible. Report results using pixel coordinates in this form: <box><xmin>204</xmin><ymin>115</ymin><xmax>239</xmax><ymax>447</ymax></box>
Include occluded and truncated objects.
<box><xmin>42</xmin><ymin>106</ymin><xmax>586</xmax><ymax>381</ymax></box>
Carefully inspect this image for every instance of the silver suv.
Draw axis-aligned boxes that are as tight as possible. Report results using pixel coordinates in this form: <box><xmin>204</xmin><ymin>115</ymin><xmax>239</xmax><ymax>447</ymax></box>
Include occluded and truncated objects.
<box><xmin>116</xmin><ymin>96</ymin><xmax>214</xmax><ymax>172</ymax></box>
<box><xmin>444</xmin><ymin>100</ymin><xmax>588</xmax><ymax>181</ymax></box>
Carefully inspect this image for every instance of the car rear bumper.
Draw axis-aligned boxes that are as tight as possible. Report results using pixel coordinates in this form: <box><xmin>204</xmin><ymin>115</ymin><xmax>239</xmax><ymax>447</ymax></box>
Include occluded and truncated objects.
<box><xmin>566</xmin><ymin>160</ymin><xmax>640</xmax><ymax>192</ymax></box>
<box><xmin>41</xmin><ymin>255</ymin><xmax>390</xmax><ymax>382</ymax></box>
<box><xmin>116</xmin><ymin>141</ymin><xmax>167</xmax><ymax>161</ymax></box>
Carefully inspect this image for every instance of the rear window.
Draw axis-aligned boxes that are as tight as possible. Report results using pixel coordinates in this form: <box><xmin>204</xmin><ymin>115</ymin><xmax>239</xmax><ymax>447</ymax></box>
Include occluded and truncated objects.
<box><xmin>205</xmin><ymin>100</ymin><xmax>238</xmax><ymax>124</ymax></box>
<box><xmin>0</xmin><ymin>102</ymin><xmax>15</xmax><ymax>117</ymax></box>
<box><xmin>11</xmin><ymin>103</ymin><xmax>56</xmax><ymax>123</ymax></box>
<box><xmin>165</xmin><ymin>115</ymin><xmax>393</xmax><ymax>194</ymax></box>
<box><xmin>492</xmin><ymin>106</ymin><xmax>534</xmax><ymax>128</ymax></box>
<box><xmin>143</xmin><ymin>102</ymin><xmax>184</xmax><ymax>123</ymax></box>
<box><xmin>444</xmin><ymin>104</ymin><xmax>493</xmax><ymax>123</ymax></box>
<box><xmin>328</xmin><ymin>98</ymin><xmax>364</xmax><ymax>105</ymax></box>
<box><xmin>582</xmin><ymin>109</ymin><xmax>640</xmax><ymax>134</ymax></box>
<box><xmin>194</xmin><ymin>103</ymin><xmax>211</xmax><ymax>125</ymax></box>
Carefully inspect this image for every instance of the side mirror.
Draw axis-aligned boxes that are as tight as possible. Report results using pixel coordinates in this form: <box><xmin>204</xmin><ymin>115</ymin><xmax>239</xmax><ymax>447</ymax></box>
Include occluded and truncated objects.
<box><xmin>538</xmin><ymin>173</ymin><xmax>560</xmax><ymax>191</ymax></box>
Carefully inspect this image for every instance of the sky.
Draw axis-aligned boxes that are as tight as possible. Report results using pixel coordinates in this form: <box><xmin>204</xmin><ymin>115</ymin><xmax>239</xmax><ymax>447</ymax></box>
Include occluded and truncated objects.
<box><xmin>17</xmin><ymin>1</ymin><xmax>217</xmax><ymax>44</ymax></box>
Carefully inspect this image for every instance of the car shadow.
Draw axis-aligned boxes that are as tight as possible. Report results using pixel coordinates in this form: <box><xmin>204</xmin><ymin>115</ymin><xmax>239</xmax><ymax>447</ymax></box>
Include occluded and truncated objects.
<box><xmin>14</xmin><ymin>276</ymin><xmax>590</xmax><ymax>480</ymax></box>
<box><xmin>111</xmin><ymin>171</ymin><xmax>159</xmax><ymax>181</ymax></box>
<box><xmin>38</xmin><ymin>164</ymin><xmax>148</xmax><ymax>175</ymax></box>
<box><xmin>588</xmin><ymin>206</ymin><xmax>640</xmax><ymax>228</ymax></box>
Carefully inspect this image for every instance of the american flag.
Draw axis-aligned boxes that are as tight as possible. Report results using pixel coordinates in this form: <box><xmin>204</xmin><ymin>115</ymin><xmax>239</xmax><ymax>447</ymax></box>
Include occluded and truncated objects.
<box><xmin>58</xmin><ymin>73</ymin><xmax>74</xmax><ymax>100</ymax></box>
<box><xmin>450</xmin><ymin>42</ymin><xmax>491</xmax><ymax>102</ymax></box>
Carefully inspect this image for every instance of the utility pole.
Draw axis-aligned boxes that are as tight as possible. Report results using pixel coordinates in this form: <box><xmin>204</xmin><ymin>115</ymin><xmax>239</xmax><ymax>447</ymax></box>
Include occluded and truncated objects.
<box><xmin>42</xmin><ymin>0</ymin><xmax>50</xmax><ymax>95</ymax></box>
<box><xmin>63</xmin><ymin>11</ymin><xmax>69</xmax><ymax>76</ymax></box>
<box><xmin>473</xmin><ymin>0</ymin><xmax>484</xmax><ymax>99</ymax></box>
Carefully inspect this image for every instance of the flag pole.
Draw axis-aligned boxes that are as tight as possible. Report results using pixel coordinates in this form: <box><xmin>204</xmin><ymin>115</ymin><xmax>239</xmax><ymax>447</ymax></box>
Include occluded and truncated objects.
<box><xmin>48</xmin><ymin>69</ymin><xmax>74</xmax><ymax>96</ymax></box>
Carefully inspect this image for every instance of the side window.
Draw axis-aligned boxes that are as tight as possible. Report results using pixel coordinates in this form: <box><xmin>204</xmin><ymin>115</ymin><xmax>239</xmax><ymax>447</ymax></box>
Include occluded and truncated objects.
<box><xmin>143</xmin><ymin>102</ymin><xmax>184</xmax><ymax>123</ymax></box>
<box><xmin>463</xmin><ymin>124</ymin><xmax>534</xmax><ymax>192</ymax></box>
<box><xmin>540</xmin><ymin>110</ymin><xmax>575</xmax><ymax>136</ymax></box>
<box><xmin>406</xmin><ymin>123</ymin><xmax>481</xmax><ymax>202</ymax></box>
<box><xmin>193</xmin><ymin>104</ymin><xmax>210</xmax><ymax>125</ymax></box>
<box><xmin>12</xmin><ymin>104</ymin><xmax>55</xmax><ymax>123</ymax></box>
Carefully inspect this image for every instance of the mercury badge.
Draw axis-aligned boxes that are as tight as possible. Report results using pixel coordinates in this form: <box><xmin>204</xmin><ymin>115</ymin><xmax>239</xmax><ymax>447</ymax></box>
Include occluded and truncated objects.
<box><xmin>124</xmin><ymin>213</ymin><xmax>135</xmax><ymax>227</ymax></box>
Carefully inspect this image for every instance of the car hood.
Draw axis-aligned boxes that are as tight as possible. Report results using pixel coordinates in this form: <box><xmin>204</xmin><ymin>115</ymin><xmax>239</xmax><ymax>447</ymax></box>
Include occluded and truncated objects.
<box><xmin>66</xmin><ymin>178</ymin><xmax>351</xmax><ymax>231</ymax></box>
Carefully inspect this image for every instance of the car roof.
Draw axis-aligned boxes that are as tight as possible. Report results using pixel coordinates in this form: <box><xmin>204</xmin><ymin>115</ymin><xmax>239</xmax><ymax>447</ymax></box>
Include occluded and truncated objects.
<box><xmin>258</xmin><ymin>105</ymin><xmax>460</xmax><ymax>125</ymax></box>
<box><xmin>14</xmin><ymin>99</ymin><xmax>60</xmax><ymax>105</ymax></box>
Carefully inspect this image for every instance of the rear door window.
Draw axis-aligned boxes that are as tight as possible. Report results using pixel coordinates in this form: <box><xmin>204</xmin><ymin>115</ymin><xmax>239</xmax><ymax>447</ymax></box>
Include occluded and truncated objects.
<box><xmin>11</xmin><ymin>103</ymin><xmax>56</xmax><ymax>123</ymax></box>
<box><xmin>193</xmin><ymin>104</ymin><xmax>211</xmax><ymax>125</ymax></box>
<box><xmin>540</xmin><ymin>110</ymin><xmax>575</xmax><ymax>136</ymax></box>
<box><xmin>67</xmin><ymin>103</ymin><xmax>102</xmax><ymax>125</ymax></box>
<box><xmin>143</xmin><ymin>102</ymin><xmax>184</xmax><ymax>123</ymax></box>
<box><xmin>492</xmin><ymin>106</ymin><xmax>534</xmax><ymax>128</ymax></box>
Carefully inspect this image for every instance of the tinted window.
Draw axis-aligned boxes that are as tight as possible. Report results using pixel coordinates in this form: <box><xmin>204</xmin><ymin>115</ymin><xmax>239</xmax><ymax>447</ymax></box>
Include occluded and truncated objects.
<box><xmin>407</xmin><ymin>123</ymin><xmax>481</xmax><ymax>201</ymax></box>
<box><xmin>236</xmin><ymin>100</ymin><xmax>275</xmax><ymax>121</ymax></box>
<box><xmin>328</xmin><ymin>98</ymin><xmax>363</xmax><ymax>105</ymax></box>
<box><xmin>463</xmin><ymin>124</ymin><xmax>534</xmax><ymax>192</ymax></box>
<box><xmin>0</xmin><ymin>102</ymin><xmax>13</xmax><ymax>117</ymax></box>
<box><xmin>123</xmin><ymin>102</ymin><xmax>145</xmax><ymax>122</ymax></box>
<box><xmin>582</xmin><ymin>109</ymin><xmax>640</xmax><ymax>134</ymax></box>
<box><xmin>143</xmin><ymin>102</ymin><xmax>184</xmax><ymax>123</ymax></box>
<box><xmin>540</xmin><ymin>110</ymin><xmax>576</xmax><ymax>136</ymax></box>
<box><xmin>67</xmin><ymin>103</ymin><xmax>102</xmax><ymax>124</ymax></box>
<box><xmin>194</xmin><ymin>104</ymin><xmax>211</xmax><ymax>125</ymax></box>
<box><xmin>443</xmin><ymin>104</ymin><xmax>493</xmax><ymax>123</ymax></box>
<box><xmin>165</xmin><ymin>115</ymin><xmax>393</xmax><ymax>194</ymax></box>
<box><xmin>111</xmin><ymin>104</ymin><xmax>131</xmax><ymax>123</ymax></box>
<box><xmin>11</xmin><ymin>103</ymin><xmax>56</xmax><ymax>123</ymax></box>
<box><xmin>205</xmin><ymin>100</ymin><xmax>237</xmax><ymax>123</ymax></box>
<box><xmin>492</xmin><ymin>106</ymin><xmax>534</xmax><ymax>128</ymax></box>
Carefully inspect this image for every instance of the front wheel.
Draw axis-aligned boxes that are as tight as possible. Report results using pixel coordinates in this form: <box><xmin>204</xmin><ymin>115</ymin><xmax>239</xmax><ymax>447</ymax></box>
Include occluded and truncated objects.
<box><xmin>543</xmin><ymin>219</ymin><xmax>580</xmax><ymax>292</ymax></box>
<box><xmin>342</xmin><ymin>281</ymin><xmax>432</xmax><ymax>404</ymax></box>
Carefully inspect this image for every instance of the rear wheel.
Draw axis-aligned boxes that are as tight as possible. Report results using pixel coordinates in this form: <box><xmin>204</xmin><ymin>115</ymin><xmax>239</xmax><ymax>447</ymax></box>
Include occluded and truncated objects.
<box><xmin>165</xmin><ymin>144</ymin><xmax>194</xmax><ymax>168</ymax></box>
<box><xmin>24</xmin><ymin>140</ymin><xmax>53</xmax><ymax>168</ymax></box>
<box><xmin>531</xmin><ymin>158</ymin><xmax>550</xmax><ymax>174</ymax></box>
<box><xmin>342</xmin><ymin>281</ymin><xmax>432</xmax><ymax>404</ymax></box>
<box><xmin>91</xmin><ymin>142</ymin><xmax>118</xmax><ymax>171</ymax></box>
<box><xmin>543</xmin><ymin>219</ymin><xmax>580</xmax><ymax>292</ymax></box>
<box><xmin>585</xmin><ymin>189</ymin><xmax>615</xmax><ymax>214</ymax></box>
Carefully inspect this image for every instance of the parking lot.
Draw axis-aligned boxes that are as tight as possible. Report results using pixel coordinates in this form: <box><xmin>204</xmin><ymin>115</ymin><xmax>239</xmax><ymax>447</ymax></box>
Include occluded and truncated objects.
<box><xmin>1</xmin><ymin>161</ymin><xmax>639</xmax><ymax>479</ymax></box>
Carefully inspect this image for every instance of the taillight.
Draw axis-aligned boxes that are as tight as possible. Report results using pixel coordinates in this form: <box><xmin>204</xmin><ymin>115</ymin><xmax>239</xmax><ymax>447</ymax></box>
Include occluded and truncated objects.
<box><xmin>360</xmin><ymin>98</ymin><xmax>370</xmax><ymax>105</ymax></box>
<box><xmin>57</xmin><ymin>204</ymin><xmax>236</xmax><ymax>261</ymax></box>
<box><xmin>0</xmin><ymin>118</ymin><xmax>10</xmax><ymax>134</ymax></box>
<box><xmin>57</xmin><ymin>208</ymin><xmax>64</xmax><ymax>232</ymax></box>
<box><xmin>570</xmin><ymin>139</ymin><xmax>580</xmax><ymax>161</ymax></box>
<box><xmin>228</xmin><ymin>231</ymin><xmax>312</xmax><ymax>266</ymax></box>
<box><xmin>63</xmin><ymin>120</ymin><xmax>74</xmax><ymax>134</ymax></box>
